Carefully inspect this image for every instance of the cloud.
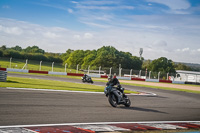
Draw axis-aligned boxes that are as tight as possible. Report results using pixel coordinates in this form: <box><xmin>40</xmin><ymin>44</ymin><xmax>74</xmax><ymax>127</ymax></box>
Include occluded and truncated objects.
<box><xmin>68</xmin><ymin>8</ymin><xmax>73</xmax><ymax>13</ymax></box>
<box><xmin>0</xmin><ymin>18</ymin><xmax>199</xmax><ymax>64</ymax></box>
<box><xmin>147</xmin><ymin>0</ymin><xmax>191</xmax><ymax>14</ymax></box>
<box><xmin>0</xmin><ymin>25</ymin><xmax>23</xmax><ymax>35</ymax></box>
<box><xmin>84</xmin><ymin>33</ymin><xmax>93</xmax><ymax>39</ymax></box>
<box><xmin>81</xmin><ymin>1</ymin><xmax>119</xmax><ymax>5</ymax></box>
<box><xmin>147</xmin><ymin>0</ymin><xmax>190</xmax><ymax>10</ymax></box>
<box><xmin>176</xmin><ymin>47</ymin><xmax>190</xmax><ymax>52</ymax></box>
<box><xmin>43</xmin><ymin>32</ymin><xmax>60</xmax><ymax>39</ymax></box>
<box><xmin>152</xmin><ymin>40</ymin><xmax>167</xmax><ymax>47</ymax></box>
<box><xmin>73</xmin><ymin>34</ymin><xmax>81</xmax><ymax>39</ymax></box>
<box><xmin>75</xmin><ymin>0</ymin><xmax>134</xmax><ymax>10</ymax></box>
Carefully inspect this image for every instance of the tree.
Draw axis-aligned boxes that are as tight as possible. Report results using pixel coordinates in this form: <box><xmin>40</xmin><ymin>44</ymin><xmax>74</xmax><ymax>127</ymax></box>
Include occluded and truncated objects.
<box><xmin>24</xmin><ymin>45</ymin><xmax>45</xmax><ymax>54</ymax></box>
<box><xmin>142</xmin><ymin>59</ymin><xmax>151</xmax><ymax>70</ymax></box>
<box><xmin>66</xmin><ymin>50</ymin><xmax>85</xmax><ymax>68</ymax></box>
<box><xmin>175</xmin><ymin>63</ymin><xmax>191</xmax><ymax>71</ymax></box>
<box><xmin>11</xmin><ymin>45</ymin><xmax>22</xmax><ymax>51</ymax></box>
<box><xmin>0</xmin><ymin>50</ymin><xmax>3</xmax><ymax>57</ymax></box>
<box><xmin>82</xmin><ymin>50</ymin><xmax>97</xmax><ymax>68</ymax></box>
<box><xmin>0</xmin><ymin>45</ymin><xmax>6</xmax><ymax>50</ymax></box>
<box><xmin>148</xmin><ymin>57</ymin><xmax>176</xmax><ymax>73</ymax></box>
<box><xmin>61</xmin><ymin>49</ymin><xmax>74</xmax><ymax>65</ymax></box>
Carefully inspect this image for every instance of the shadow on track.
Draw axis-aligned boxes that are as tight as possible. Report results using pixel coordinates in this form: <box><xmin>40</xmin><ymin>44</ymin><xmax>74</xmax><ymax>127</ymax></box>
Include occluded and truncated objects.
<box><xmin>119</xmin><ymin>106</ymin><xmax>168</xmax><ymax>114</ymax></box>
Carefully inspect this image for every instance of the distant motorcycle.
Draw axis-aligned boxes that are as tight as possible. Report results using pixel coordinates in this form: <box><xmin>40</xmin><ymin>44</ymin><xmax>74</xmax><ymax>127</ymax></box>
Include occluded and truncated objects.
<box><xmin>82</xmin><ymin>75</ymin><xmax>94</xmax><ymax>84</ymax></box>
<box><xmin>104</xmin><ymin>85</ymin><xmax>131</xmax><ymax>107</ymax></box>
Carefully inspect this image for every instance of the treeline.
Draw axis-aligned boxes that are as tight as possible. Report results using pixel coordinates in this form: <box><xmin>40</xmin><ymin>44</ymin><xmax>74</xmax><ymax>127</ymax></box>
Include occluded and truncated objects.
<box><xmin>0</xmin><ymin>45</ymin><xmax>62</xmax><ymax>63</ymax></box>
<box><xmin>1</xmin><ymin>45</ymin><xmax>196</xmax><ymax>73</ymax></box>
<box><xmin>61</xmin><ymin>46</ymin><xmax>143</xmax><ymax>70</ymax></box>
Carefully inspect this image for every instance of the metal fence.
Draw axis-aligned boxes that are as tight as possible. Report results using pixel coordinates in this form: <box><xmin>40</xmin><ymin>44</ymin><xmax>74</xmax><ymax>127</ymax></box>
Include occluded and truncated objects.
<box><xmin>1</xmin><ymin>57</ymin><xmax>200</xmax><ymax>83</ymax></box>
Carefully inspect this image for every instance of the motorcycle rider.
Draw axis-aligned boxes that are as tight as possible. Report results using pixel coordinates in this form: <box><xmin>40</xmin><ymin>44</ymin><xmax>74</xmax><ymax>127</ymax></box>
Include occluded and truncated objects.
<box><xmin>106</xmin><ymin>75</ymin><xmax>124</xmax><ymax>103</ymax></box>
<box><xmin>83</xmin><ymin>74</ymin><xmax>88</xmax><ymax>80</ymax></box>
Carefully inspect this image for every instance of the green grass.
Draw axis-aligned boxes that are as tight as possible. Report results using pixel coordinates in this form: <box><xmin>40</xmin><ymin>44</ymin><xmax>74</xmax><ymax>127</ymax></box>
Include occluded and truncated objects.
<box><xmin>1</xmin><ymin>58</ymin><xmax>199</xmax><ymax>94</ymax></box>
<box><xmin>120</xmin><ymin>82</ymin><xmax>200</xmax><ymax>94</ymax></box>
<box><xmin>0</xmin><ymin>57</ymin><xmax>78</xmax><ymax>73</ymax></box>
<box><xmin>4</xmin><ymin>71</ymin><xmax>200</xmax><ymax>94</ymax></box>
<box><xmin>0</xmin><ymin>77</ymin><xmax>103</xmax><ymax>92</ymax></box>
<box><xmin>0</xmin><ymin>76</ymin><xmax>137</xmax><ymax>94</ymax></box>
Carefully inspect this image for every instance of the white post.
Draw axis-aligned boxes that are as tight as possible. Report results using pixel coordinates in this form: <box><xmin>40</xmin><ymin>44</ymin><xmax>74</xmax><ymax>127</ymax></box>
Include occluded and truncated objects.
<box><xmin>167</xmin><ymin>72</ymin><xmax>169</xmax><ymax>80</ymax></box>
<box><xmin>52</xmin><ymin>62</ymin><xmax>54</xmax><ymax>72</ymax></box>
<box><xmin>158</xmin><ymin>72</ymin><xmax>160</xmax><ymax>80</ymax></box>
<box><xmin>149</xmin><ymin>71</ymin><xmax>151</xmax><ymax>79</ymax></box>
<box><xmin>130</xmin><ymin>69</ymin><xmax>132</xmax><ymax>77</ymax></box>
<box><xmin>76</xmin><ymin>64</ymin><xmax>79</xmax><ymax>73</ymax></box>
<box><xmin>139</xmin><ymin>70</ymin><xmax>141</xmax><ymax>78</ymax></box>
<box><xmin>22</xmin><ymin>59</ymin><xmax>28</xmax><ymax>69</ymax></box>
<box><xmin>109</xmin><ymin>67</ymin><xmax>112</xmax><ymax>76</ymax></box>
<box><xmin>25</xmin><ymin>59</ymin><xmax>28</xmax><ymax>69</ymax></box>
<box><xmin>10</xmin><ymin>57</ymin><xmax>12</xmax><ymax>68</ymax></box>
<box><xmin>120</xmin><ymin>68</ymin><xmax>122</xmax><ymax>77</ymax></box>
<box><xmin>119</xmin><ymin>64</ymin><xmax>121</xmax><ymax>76</ymax></box>
<box><xmin>99</xmin><ymin>66</ymin><xmax>101</xmax><ymax>75</ymax></box>
<box><xmin>39</xmin><ymin>61</ymin><xmax>42</xmax><ymax>71</ymax></box>
<box><xmin>65</xmin><ymin>63</ymin><xmax>67</xmax><ymax>73</ymax></box>
<box><xmin>88</xmin><ymin>65</ymin><xmax>90</xmax><ymax>74</ymax></box>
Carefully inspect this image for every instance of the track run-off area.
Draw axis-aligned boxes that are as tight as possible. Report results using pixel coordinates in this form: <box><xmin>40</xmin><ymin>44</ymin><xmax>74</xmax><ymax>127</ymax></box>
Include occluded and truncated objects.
<box><xmin>0</xmin><ymin>73</ymin><xmax>200</xmax><ymax>132</ymax></box>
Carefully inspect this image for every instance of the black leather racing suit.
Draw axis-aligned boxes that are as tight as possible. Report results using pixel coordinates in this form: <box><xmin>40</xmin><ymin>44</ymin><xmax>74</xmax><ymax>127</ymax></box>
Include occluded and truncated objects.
<box><xmin>106</xmin><ymin>78</ymin><xmax>124</xmax><ymax>103</ymax></box>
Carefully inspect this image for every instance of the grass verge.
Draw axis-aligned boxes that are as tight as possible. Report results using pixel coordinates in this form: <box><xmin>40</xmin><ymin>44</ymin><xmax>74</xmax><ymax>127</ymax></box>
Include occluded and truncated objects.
<box><xmin>121</xmin><ymin>82</ymin><xmax>200</xmax><ymax>94</ymax></box>
<box><xmin>6</xmin><ymin>72</ymin><xmax>200</xmax><ymax>94</ymax></box>
<box><xmin>0</xmin><ymin>76</ymin><xmax>137</xmax><ymax>94</ymax></box>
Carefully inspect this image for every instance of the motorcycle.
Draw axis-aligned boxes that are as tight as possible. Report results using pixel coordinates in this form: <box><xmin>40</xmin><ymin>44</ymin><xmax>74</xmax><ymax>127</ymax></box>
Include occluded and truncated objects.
<box><xmin>104</xmin><ymin>85</ymin><xmax>131</xmax><ymax>107</ymax></box>
<box><xmin>82</xmin><ymin>76</ymin><xmax>94</xmax><ymax>84</ymax></box>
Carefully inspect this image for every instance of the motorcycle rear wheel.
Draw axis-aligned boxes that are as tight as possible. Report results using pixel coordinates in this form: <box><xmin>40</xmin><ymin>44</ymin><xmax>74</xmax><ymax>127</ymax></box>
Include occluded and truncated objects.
<box><xmin>108</xmin><ymin>94</ymin><xmax>117</xmax><ymax>107</ymax></box>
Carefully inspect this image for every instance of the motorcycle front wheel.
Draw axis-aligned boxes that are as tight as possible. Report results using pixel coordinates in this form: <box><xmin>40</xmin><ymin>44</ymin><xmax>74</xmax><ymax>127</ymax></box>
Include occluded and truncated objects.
<box><xmin>124</xmin><ymin>97</ymin><xmax>131</xmax><ymax>107</ymax></box>
<box><xmin>108</xmin><ymin>94</ymin><xmax>117</xmax><ymax>107</ymax></box>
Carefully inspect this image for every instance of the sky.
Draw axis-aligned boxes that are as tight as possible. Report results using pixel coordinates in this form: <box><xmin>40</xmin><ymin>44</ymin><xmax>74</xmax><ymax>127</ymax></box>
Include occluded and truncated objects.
<box><xmin>0</xmin><ymin>0</ymin><xmax>200</xmax><ymax>64</ymax></box>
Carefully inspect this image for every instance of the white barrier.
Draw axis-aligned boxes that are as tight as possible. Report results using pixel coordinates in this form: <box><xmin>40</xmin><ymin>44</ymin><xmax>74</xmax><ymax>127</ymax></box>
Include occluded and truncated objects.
<box><xmin>7</xmin><ymin>68</ymin><xmax>29</xmax><ymax>73</ymax></box>
<box><xmin>88</xmin><ymin>74</ymin><xmax>101</xmax><ymax>78</ymax></box>
<box><xmin>117</xmin><ymin>76</ymin><xmax>131</xmax><ymax>80</ymax></box>
<box><xmin>172</xmin><ymin>81</ymin><xmax>185</xmax><ymax>84</ymax></box>
<box><xmin>48</xmin><ymin>71</ymin><xmax>67</xmax><ymax>76</ymax></box>
<box><xmin>146</xmin><ymin>79</ymin><xmax>159</xmax><ymax>82</ymax></box>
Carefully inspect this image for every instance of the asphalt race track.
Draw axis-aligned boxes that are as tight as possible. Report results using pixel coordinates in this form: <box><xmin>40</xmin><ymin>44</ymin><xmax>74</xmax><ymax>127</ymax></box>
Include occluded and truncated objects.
<box><xmin>0</xmin><ymin>73</ymin><xmax>200</xmax><ymax>126</ymax></box>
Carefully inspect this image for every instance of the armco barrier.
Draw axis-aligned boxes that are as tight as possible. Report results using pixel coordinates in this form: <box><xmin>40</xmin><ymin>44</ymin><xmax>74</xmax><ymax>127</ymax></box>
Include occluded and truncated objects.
<box><xmin>67</xmin><ymin>73</ymin><xmax>84</xmax><ymax>76</ymax></box>
<box><xmin>88</xmin><ymin>74</ymin><xmax>101</xmax><ymax>78</ymax></box>
<box><xmin>172</xmin><ymin>81</ymin><xmax>185</xmax><ymax>84</ymax></box>
<box><xmin>131</xmin><ymin>77</ymin><xmax>145</xmax><ymax>81</ymax></box>
<box><xmin>7</xmin><ymin>68</ymin><xmax>29</xmax><ymax>73</ymax></box>
<box><xmin>49</xmin><ymin>71</ymin><xmax>67</xmax><ymax>76</ymax></box>
<box><xmin>101</xmin><ymin>75</ymin><xmax>108</xmax><ymax>78</ymax></box>
<box><xmin>0</xmin><ymin>70</ymin><xmax>7</xmax><ymax>82</ymax></box>
<box><xmin>159</xmin><ymin>80</ymin><xmax>172</xmax><ymax>83</ymax></box>
<box><xmin>117</xmin><ymin>76</ymin><xmax>131</xmax><ymax>80</ymax></box>
<box><xmin>0</xmin><ymin>67</ymin><xmax>187</xmax><ymax>84</ymax></box>
<box><xmin>146</xmin><ymin>79</ymin><xmax>159</xmax><ymax>82</ymax></box>
<box><xmin>0</xmin><ymin>68</ymin><xmax>6</xmax><ymax>71</ymax></box>
<box><xmin>29</xmin><ymin>70</ymin><xmax>48</xmax><ymax>74</ymax></box>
